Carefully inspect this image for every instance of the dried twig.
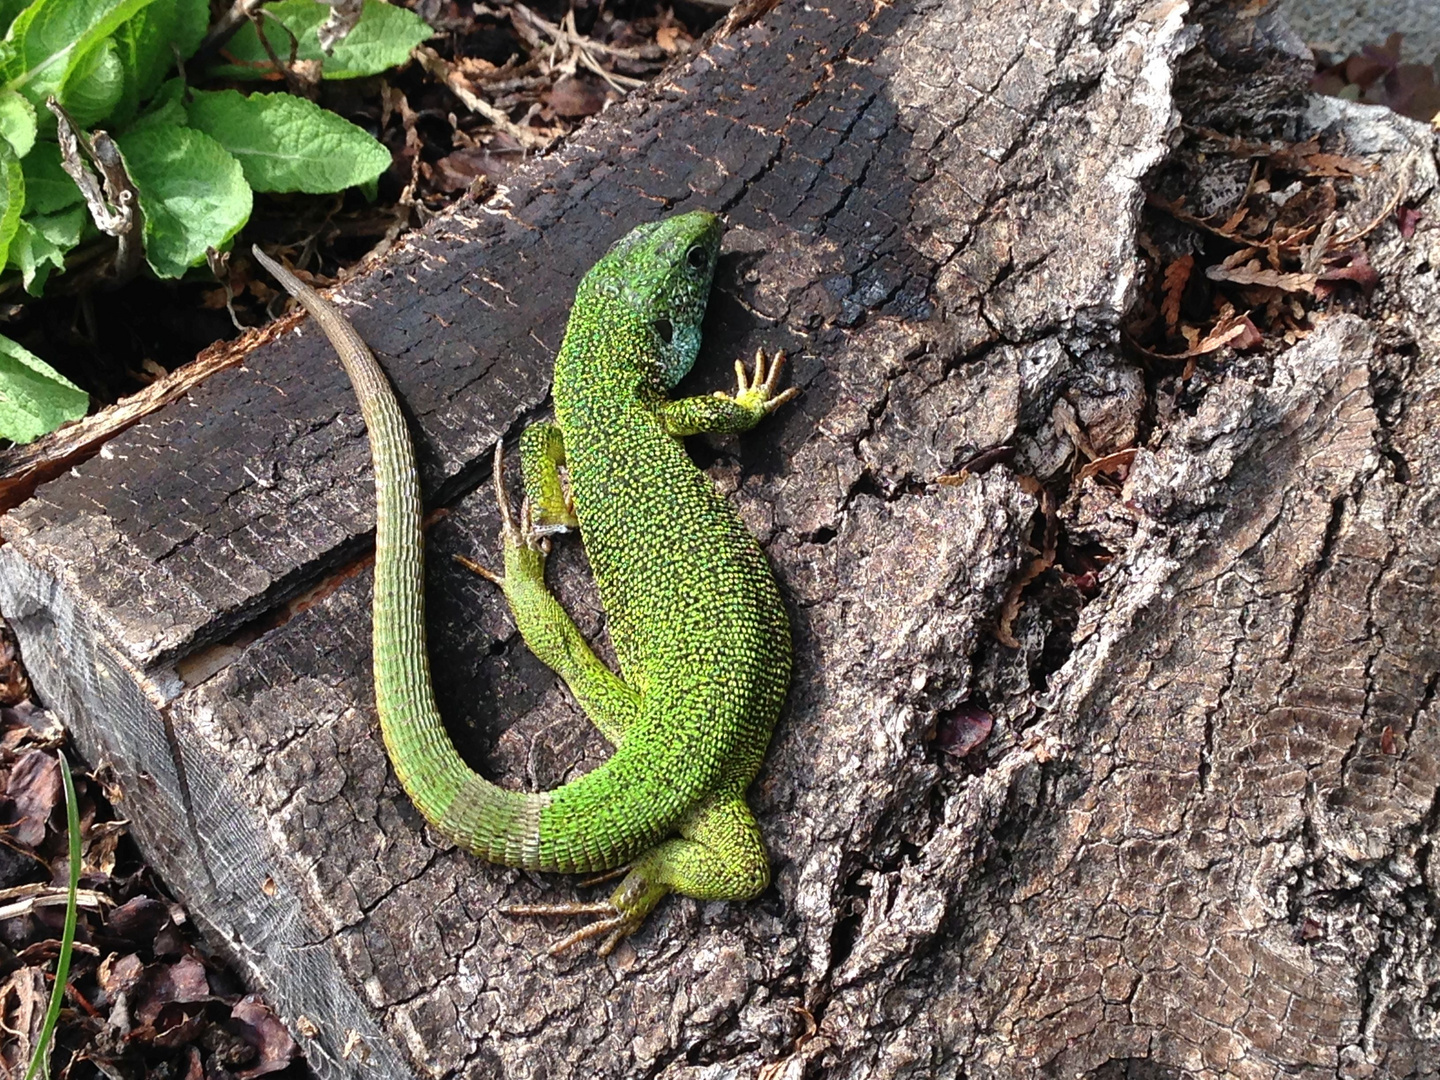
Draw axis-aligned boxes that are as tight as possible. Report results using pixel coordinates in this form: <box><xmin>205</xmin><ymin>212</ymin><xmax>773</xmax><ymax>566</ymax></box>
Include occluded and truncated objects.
<box><xmin>197</xmin><ymin>0</ymin><xmax>266</xmax><ymax>56</ymax></box>
<box><xmin>1332</xmin><ymin>153</ymin><xmax>1414</xmax><ymax>246</ymax></box>
<box><xmin>0</xmin><ymin>884</ymin><xmax>111</xmax><ymax>922</ymax></box>
<box><xmin>512</xmin><ymin>5</ymin><xmax>649</xmax><ymax>92</ymax></box>
<box><xmin>47</xmin><ymin>99</ymin><xmax>143</xmax><ymax>283</ymax></box>
<box><xmin>412</xmin><ymin>45</ymin><xmax>552</xmax><ymax>150</ymax></box>
<box><xmin>315</xmin><ymin>0</ymin><xmax>364</xmax><ymax>52</ymax></box>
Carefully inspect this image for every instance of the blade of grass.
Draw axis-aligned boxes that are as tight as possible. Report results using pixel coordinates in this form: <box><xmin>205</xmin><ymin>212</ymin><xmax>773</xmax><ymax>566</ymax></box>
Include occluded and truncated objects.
<box><xmin>22</xmin><ymin>750</ymin><xmax>80</xmax><ymax>1080</ymax></box>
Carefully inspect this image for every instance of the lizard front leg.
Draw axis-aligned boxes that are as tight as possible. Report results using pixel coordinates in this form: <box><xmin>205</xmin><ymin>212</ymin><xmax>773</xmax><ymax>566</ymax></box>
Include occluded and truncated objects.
<box><xmin>658</xmin><ymin>348</ymin><xmax>798</xmax><ymax>436</ymax></box>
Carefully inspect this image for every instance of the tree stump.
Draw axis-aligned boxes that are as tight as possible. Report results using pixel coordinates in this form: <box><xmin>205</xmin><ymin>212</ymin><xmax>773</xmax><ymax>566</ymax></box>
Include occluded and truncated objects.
<box><xmin>1</xmin><ymin>0</ymin><xmax>1436</xmax><ymax>1077</ymax></box>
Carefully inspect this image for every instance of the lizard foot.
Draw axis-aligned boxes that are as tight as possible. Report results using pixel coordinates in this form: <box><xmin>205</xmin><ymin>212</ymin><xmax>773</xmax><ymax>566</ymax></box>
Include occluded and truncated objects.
<box><xmin>727</xmin><ymin>347</ymin><xmax>799</xmax><ymax>415</ymax></box>
<box><xmin>456</xmin><ymin>440</ymin><xmax>554</xmax><ymax>588</ymax></box>
<box><xmin>501</xmin><ymin>901</ymin><xmax>639</xmax><ymax>957</ymax></box>
<box><xmin>502</xmin><ymin>869</ymin><xmax>669</xmax><ymax>956</ymax></box>
<box><xmin>493</xmin><ymin>438</ymin><xmax>553</xmax><ymax>553</ymax></box>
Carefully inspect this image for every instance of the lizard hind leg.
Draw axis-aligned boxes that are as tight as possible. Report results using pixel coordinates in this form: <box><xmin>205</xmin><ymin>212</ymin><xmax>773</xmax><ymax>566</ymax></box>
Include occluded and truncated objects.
<box><xmin>520</xmin><ymin>422</ymin><xmax>578</xmax><ymax>535</ymax></box>
<box><xmin>503</xmin><ymin>793</ymin><xmax>769</xmax><ymax>956</ymax></box>
<box><xmin>450</xmin><ymin>438</ymin><xmax>535</xmax><ymax>584</ymax></box>
<box><xmin>462</xmin><ymin>438</ymin><xmax>641</xmax><ymax>745</ymax></box>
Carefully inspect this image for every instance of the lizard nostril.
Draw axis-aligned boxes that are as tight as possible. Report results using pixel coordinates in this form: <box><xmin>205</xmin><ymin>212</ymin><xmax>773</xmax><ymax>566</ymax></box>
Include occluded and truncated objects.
<box><xmin>653</xmin><ymin>318</ymin><xmax>674</xmax><ymax>344</ymax></box>
<box><xmin>685</xmin><ymin>245</ymin><xmax>707</xmax><ymax>270</ymax></box>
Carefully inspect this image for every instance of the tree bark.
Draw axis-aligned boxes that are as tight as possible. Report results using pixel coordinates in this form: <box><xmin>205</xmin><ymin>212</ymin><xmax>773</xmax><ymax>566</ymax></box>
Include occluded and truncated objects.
<box><xmin>1</xmin><ymin>0</ymin><xmax>1435</xmax><ymax>1078</ymax></box>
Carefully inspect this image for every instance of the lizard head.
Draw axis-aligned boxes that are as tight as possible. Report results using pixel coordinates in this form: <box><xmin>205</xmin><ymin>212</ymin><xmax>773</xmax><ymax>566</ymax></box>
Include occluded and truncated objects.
<box><xmin>580</xmin><ymin>210</ymin><xmax>722</xmax><ymax>388</ymax></box>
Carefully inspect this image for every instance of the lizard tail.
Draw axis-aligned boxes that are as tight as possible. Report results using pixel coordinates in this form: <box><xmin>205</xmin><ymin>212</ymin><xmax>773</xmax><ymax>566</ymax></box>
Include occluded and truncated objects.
<box><xmin>253</xmin><ymin>247</ymin><xmax>553</xmax><ymax>871</ymax></box>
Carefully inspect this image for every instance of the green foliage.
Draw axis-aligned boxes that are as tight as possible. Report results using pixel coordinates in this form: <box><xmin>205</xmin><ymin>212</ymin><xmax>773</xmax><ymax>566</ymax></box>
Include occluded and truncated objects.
<box><xmin>186</xmin><ymin>88</ymin><xmax>391</xmax><ymax>193</ymax></box>
<box><xmin>0</xmin><ymin>331</ymin><xmax>87</xmax><ymax>442</ymax></box>
<box><xmin>217</xmin><ymin>0</ymin><xmax>432</xmax><ymax>80</ymax></box>
<box><xmin>6</xmin><ymin>0</ymin><xmax>161</xmax><ymax>110</ymax></box>
<box><xmin>117</xmin><ymin>123</ymin><xmax>251</xmax><ymax>279</ymax></box>
<box><xmin>0</xmin><ymin>135</ymin><xmax>23</xmax><ymax>267</ymax></box>
<box><xmin>0</xmin><ymin>0</ymin><xmax>432</xmax><ymax>442</ymax></box>
<box><xmin>0</xmin><ymin>88</ymin><xmax>36</xmax><ymax>155</ymax></box>
<box><xmin>109</xmin><ymin>0</ymin><xmax>208</xmax><ymax>126</ymax></box>
<box><xmin>10</xmin><ymin>203</ymin><xmax>83</xmax><ymax>291</ymax></box>
<box><xmin>19</xmin><ymin>139</ymin><xmax>79</xmax><ymax>212</ymax></box>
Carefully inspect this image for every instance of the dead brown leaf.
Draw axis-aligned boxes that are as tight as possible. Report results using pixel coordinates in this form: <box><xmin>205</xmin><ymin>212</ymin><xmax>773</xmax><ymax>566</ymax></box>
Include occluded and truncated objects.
<box><xmin>231</xmin><ymin>996</ymin><xmax>299</xmax><ymax>1078</ymax></box>
<box><xmin>655</xmin><ymin>24</ymin><xmax>690</xmax><ymax>54</ymax></box>
<box><xmin>134</xmin><ymin>954</ymin><xmax>213</xmax><ymax>1029</ymax></box>
<box><xmin>98</xmin><ymin>951</ymin><xmax>145</xmax><ymax>997</ymax></box>
<box><xmin>1204</xmin><ymin>260</ymin><xmax>1318</xmax><ymax>293</ymax></box>
<box><xmin>1316</xmin><ymin>248</ymin><xmax>1380</xmax><ymax>295</ymax></box>
<box><xmin>1314</xmin><ymin>33</ymin><xmax>1440</xmax><ymax>123</ymax></box>
<box><xmin>0</xmin><ymin>624</ymin><xmax>31</xmax><ymax>706</ymax></box>
<box><xmin>1077</xmin><ymin>448</ymin><xmax>1138</xmax><ymax>483</ymax></box>
<box><xmin>3</xmin><ymin>749</ymin><xmax>60</xmax><ymax>847</ymax></box>
<box><xmin>430</xmin><ymin>148</ymin><xmax>510</xmax><ymax>193</ymax></box>
<box><xmin>108</xmin><ymin>895</ymin><xmax>172</xmax><ymax>945</ymax></box>
<box><xmin>1129</xmin><ymin>312</ymin><xmax>1262</xmax><ymax>363</ymax></box>
<box><xmin>995</xmin><ymin>486</ymin><xmax>1056</xmax><ymax>648</ymax></box>
<box><xmin>545</xmin><ymin>74</ymin><xmax>610</xmax><ymax>118</ymax></box>
<box><xmin>1300</xmin><ymin>152</ymin><xmax>1376</xmax><ymax>177</ymax></box>
<box><xmin>936</xmin><ymin>706</ymin><xmax>994</xmax><ymax>759</ymax></box>
<box><xmin>1</xmin><ymin>702</ymin><xmax>64</xmax><ymax>751</ymax></box>
<box><xmin>1160</xmin><ymin>255</ymin><xmax>1192</xmax><ymax>332</ymax></box>
<box><xmin>0</xmin><ymin>967</ymin><xmax>47</xmax><ymax>1075</ymax></box>
<box><xmin>1190</xmin><ymin>130</ymin><xmax>1373</xmax><ymax>177</ymax></box>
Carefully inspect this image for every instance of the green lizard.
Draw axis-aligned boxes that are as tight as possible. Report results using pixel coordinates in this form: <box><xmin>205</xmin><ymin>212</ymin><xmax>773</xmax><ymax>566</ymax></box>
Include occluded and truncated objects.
<box><xmin>252</xmin><ymin>211</ymin><xmax>795</xmax><ymax>955</ymax></box>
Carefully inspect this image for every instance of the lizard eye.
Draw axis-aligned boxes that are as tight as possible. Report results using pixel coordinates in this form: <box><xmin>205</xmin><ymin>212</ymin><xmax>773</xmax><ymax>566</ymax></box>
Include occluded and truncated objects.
<box><xmin>685</xmin><ymin>245</ymin><xmax>708</xmax><ymax>270</ymax></box>
<box><xmin>653</xmin><ymin>318</ymin><xmax>674</xmax><ymax>344</ymax></box>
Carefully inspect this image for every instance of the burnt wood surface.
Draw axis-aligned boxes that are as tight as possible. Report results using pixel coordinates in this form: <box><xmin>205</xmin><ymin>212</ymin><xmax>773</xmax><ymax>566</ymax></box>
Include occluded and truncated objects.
<box><xmin>2</xmin><ymin>0</ymin><xmax>1438</xmax><ymax>1078</ymax></box>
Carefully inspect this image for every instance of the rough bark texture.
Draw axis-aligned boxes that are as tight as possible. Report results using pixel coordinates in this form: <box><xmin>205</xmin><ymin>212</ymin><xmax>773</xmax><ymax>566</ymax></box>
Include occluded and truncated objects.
<box><xmin>0</xmin><ymin>0</ymin><xmax>1436</xmax><ymax>1078</ymax></box>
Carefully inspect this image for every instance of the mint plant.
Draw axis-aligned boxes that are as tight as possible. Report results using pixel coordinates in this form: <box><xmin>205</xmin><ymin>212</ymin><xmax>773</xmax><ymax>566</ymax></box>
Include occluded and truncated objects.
<box><xmin>0</xmin><ymin>0</ymin><xmax>433</xmax><ymax>443</ymax></box>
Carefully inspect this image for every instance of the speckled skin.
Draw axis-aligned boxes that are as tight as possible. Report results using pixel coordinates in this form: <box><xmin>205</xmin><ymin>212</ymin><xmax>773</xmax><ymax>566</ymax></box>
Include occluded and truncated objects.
<box><xmin>253</xmin><ymin>212</ymin><xmax>794</xmax><ymax>953</ymax></box>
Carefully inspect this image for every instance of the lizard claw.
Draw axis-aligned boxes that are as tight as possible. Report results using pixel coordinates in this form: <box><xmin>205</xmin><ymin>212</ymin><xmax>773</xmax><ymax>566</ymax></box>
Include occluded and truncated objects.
<box><xmin>732</xmin><ymin>348</ymin><xmax>799</xmax><ymax>415</ymax></box>
<box><xmin>452</xmin><ymin>440</ymin><xmax>545</xmax><ymax>585</ymax></box>
<box><xmin>494</xmin><ymin>438</ymin><xmax>553</xmax><ymax>552</ymax></box>
<box><xmin>501</xmin><ymin>900</ymin><xmax>640</xmax><ymax>957</ymax></box>
<box><xmin>452</xmin><ymin>552</ymin><xmax>502</xmax><ymax>584</ymax></box>
<box><xmin>492</xmin><ymin>438</ymin><xmax>517</xmax><ymax>544</ymax></box>
<box><xmin>494</xmin><ymin>439</ymin><xmax>529</xmax><ymax>550</ymax></box>
<box><xmin>502</xmin><ymin>865</ymin><xmax>669</xmax><ymax>957</ymax></box>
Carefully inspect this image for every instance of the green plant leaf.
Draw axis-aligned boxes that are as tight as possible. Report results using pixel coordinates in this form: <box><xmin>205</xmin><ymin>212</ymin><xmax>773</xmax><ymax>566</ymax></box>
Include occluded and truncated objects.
<box><xmin>0</xmin><ymin>86</ymin><xmax>35</xmax><ymax>155</ymax></box>
<box><xmin>0</xmin><ymin>136</ymin><xmax>24</xmax><ymax>269</ymax></box>
<box><xmin>215</xmin><ymin>0</ymin><xmax>431</xmax><ymax>80</ymax></box>
<box><xmin>55</xmin><ymin>34</ymin><xmax>124</xmax><ymax>127</ymax></box>
<box><xmin>20</xmin><ymin>139</ymin><xmax>78</xmax><ymax>212</ymax></box>
<box><xmin>116</xmin><ymin>123</ymin><xmax>250</xmax><ymax>278</ymax></box>
<box><xmin>5</xmin><ymin>0</ymin><xmax>160</xmax><ymax>108</ymax></box>
<box><xmin>124</xmin><ymin>73</ymin><xmax>185</xmax><ymax>132</ymax></box>
<box><xmin>185</xmin><ymin>88</ymin><xmax>390</xmax><ymax>194</ymax></box>
<box><xmin>9</xmin><ymin>204</ymin><xmax>83</xmax><ymax>292</ymax></box>
<box><xmin>0</xmin><ymin>332</ymin><xmax>86</xmax><ymax>443</ymax></box>
<box><xmin>21</xmin><ymin>750</ymin><xmax>81</xmax><ymax>1079</ymax></box>
<box><xmin>0</xmin><ymin>0</ymin><xmax>30</xmax><ymax>35</ymax></box>
<box><xmin>109</xmin><ymin>0</ymin><xmax>208</xmax><ymax>126</ymax></box>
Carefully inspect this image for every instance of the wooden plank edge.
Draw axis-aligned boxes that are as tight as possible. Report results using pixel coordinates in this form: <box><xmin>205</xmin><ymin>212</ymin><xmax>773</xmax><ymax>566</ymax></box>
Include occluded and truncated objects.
<box><xmin>0</xmin><ymin>545</ymin><xmax>415</xmax><ymax>1080</ymax></box>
